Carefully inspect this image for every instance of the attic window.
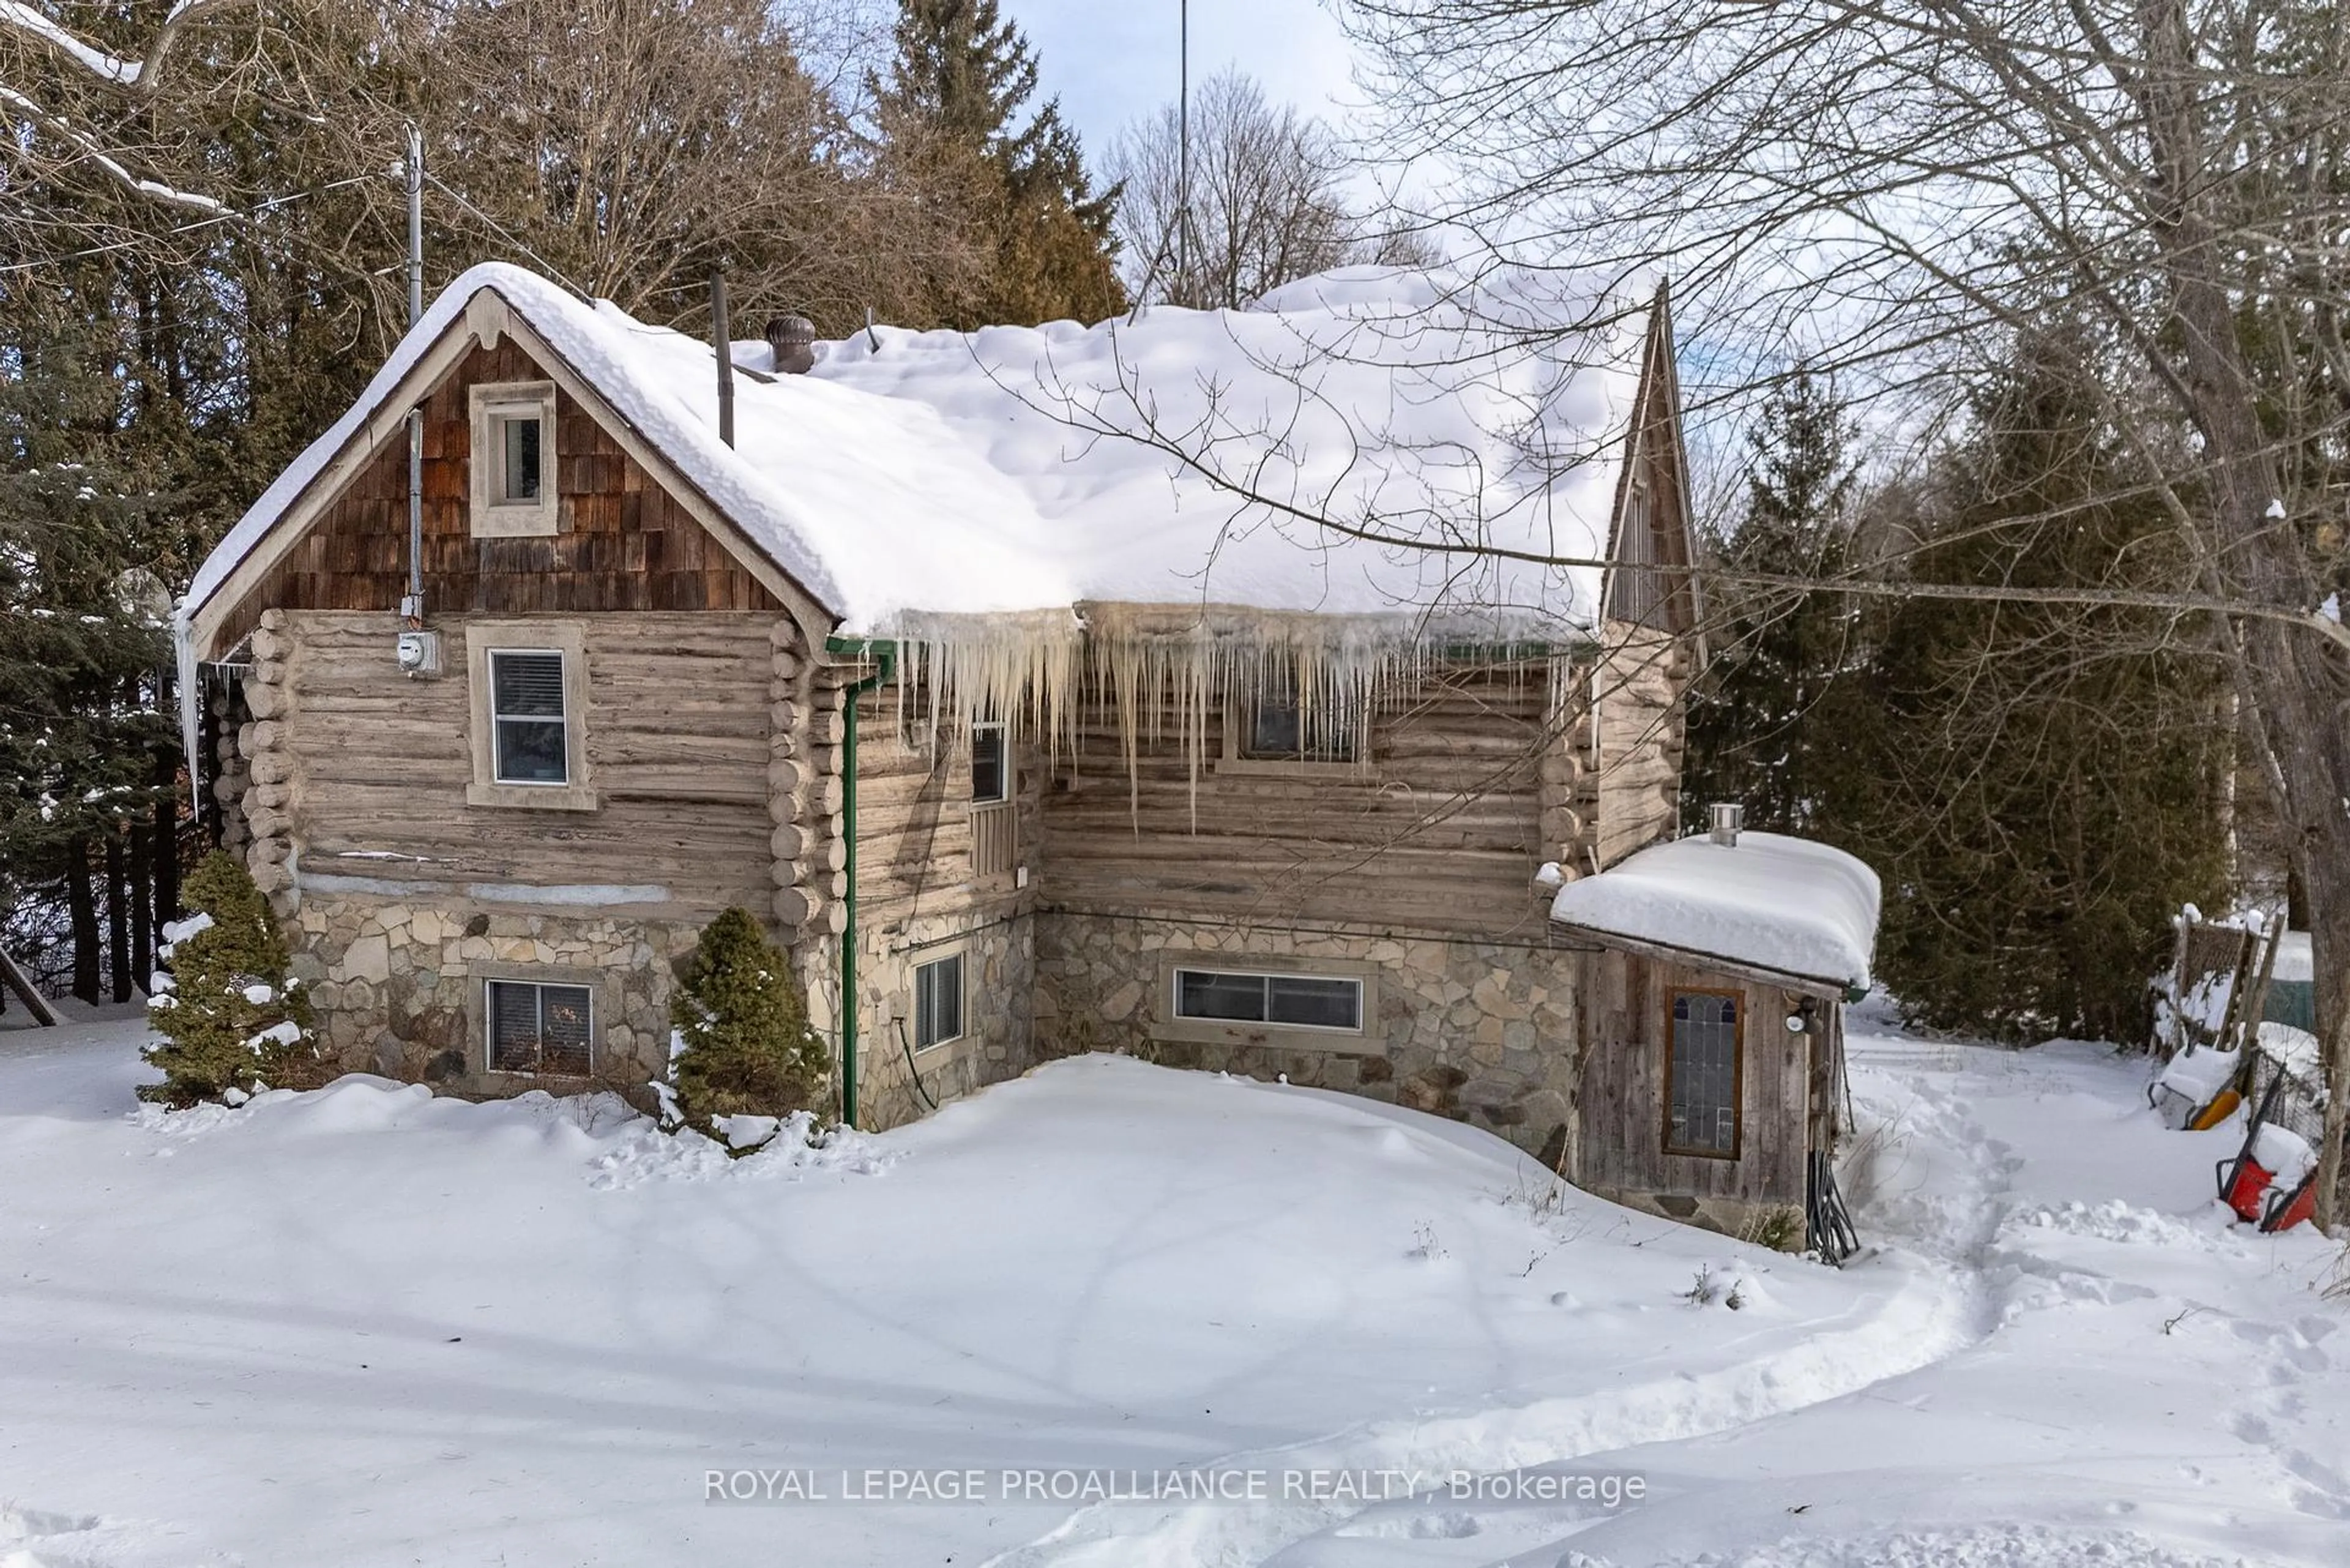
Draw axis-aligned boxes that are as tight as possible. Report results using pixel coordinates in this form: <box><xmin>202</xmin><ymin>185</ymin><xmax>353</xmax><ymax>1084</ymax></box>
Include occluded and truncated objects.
<box><xmin>468</xmin><ymin>381</ymin><xmax>559</xmax><ymax>537</ymax></box>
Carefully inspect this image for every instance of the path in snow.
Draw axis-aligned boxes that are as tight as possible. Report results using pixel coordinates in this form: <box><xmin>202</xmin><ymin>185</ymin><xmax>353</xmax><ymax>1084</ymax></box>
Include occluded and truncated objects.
<box><xmin>0</xmin><ymin>1014</ymin><xmax>2341</xmax><ymax>1566</ymax></box>
<box><xmin>989</xmin><ymin>1014</ymin><xmax>2349</xmax><ymax>1567</ymax></box>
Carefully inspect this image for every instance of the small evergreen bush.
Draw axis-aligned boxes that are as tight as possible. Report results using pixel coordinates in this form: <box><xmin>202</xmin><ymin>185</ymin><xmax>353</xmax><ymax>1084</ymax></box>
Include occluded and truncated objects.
<box><xmin>668</xmin><ymin>906</ymin><xmax>829</xmax><ymax>1136</ymax></box>
<box><xmin>143</xmin><ymin>851</ymin><xmax>317</xmax><ymax>1105</ymax></box>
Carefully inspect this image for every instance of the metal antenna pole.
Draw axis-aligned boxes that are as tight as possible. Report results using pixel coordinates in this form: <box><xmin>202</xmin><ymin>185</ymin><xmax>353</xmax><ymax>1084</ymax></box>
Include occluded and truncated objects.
<box><xmin>403</xmin><ymin>122</ymin><xmax>425</xmax><ymax>623</ymax></box>
<box><xmin>1177</xmin><ymin>0</ymin><xmax>1190</xmax><ymax>302</ymax></box>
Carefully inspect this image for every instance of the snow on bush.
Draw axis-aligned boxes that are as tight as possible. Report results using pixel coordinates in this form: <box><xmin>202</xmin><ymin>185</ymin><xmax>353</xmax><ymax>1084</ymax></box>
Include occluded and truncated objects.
<box><xmin>141</xmin><ymin>851</ymin><xmax>318</xmax><ymax>1106</ymax></box>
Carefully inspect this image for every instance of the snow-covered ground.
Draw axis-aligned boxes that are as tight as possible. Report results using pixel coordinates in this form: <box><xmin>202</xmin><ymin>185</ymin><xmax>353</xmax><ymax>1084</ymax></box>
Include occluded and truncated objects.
<box><xmin>0</xmin><ymin>1008</ymin><xmax>2341</xmax><ymax>1566</ymax></box>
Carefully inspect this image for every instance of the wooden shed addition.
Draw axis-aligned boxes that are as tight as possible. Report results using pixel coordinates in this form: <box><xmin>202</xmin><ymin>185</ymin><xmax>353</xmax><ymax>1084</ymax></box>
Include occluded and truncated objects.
<box><xmin>1548</xmin><ymin>815</ymin><xmax>1881</xmax><ymax>1254</ymax></box>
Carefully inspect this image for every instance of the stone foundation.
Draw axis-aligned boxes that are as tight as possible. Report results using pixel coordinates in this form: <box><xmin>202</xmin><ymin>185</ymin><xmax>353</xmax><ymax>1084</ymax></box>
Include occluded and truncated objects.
<box><xmin>1033</xmin><ymin>912</ymin><xmax>1581</xmax><ymax>1162</ymax></box>
<box><xmin>824</xmin><ymin>911</ymin><xmax>1038</xmax><ymax>1132</ymax></box>
<box><xmin>1589</xmin><ymin>1185</ymin><xmax>1808</xmax><ymax>1252</ymax></box>
<box><xmin>286</xmin><ymin>894</ymin><xmax>696</xmax><ymax>1099</ymax></box>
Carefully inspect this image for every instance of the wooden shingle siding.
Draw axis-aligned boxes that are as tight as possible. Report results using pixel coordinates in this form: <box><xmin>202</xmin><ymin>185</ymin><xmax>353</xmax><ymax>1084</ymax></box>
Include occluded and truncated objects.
<box><xmin>1037</xmin><ymin>663</ymin><xmax>1555</xmax><ymax>939</ymax></box>
<box><xmin>280</xmin><ymin>610</ymin><xmax>778</xmax><ymax>919</ymax></box>
<box><xmin>217</xmin><ymin>340</ymin><xmax>778</xmax><ymax>651</ymax></box>
<box><xmin>1572</xmin><ymin>947</ymin><xmax>1809</xmax><ymax>1208</ymax></box>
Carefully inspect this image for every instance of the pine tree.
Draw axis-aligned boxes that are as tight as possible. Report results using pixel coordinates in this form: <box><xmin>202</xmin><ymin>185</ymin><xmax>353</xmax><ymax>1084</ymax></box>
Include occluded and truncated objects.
<box><xmin>1849</xmin><ymin>324</ymin><xmax>2231</xmax><ymax>1040</ymax></box>
<box><xmin>669</xmin><ymin>906</ymin><xmax>830</xmax><ymax>1133</ymax></box>
<box><xmin>1680</xmin><ymin>367</ymin><xmax>1863</xmax><ymax>832</ymax></box>
<box><xmin>143</xmin><ymin>852</ymin><xmax>318</xmax><ymax>1105</ymax></box>
<box><xmin>871</xmin><ymin>0</ymin><xmax>1124</xmax><ymax>326</ymax></box>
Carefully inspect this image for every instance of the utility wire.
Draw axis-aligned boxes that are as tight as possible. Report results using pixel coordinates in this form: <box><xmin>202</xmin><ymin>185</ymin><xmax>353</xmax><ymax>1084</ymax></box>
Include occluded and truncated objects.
<box><xmin>0</xmin><ymin>175</ymin><xmax>378</xmax><ymax>275</ymax></box>
<box><xmin>420</xmin><ymin>172</ymin><xmax>592</xmax><ymax>299</ymax></box>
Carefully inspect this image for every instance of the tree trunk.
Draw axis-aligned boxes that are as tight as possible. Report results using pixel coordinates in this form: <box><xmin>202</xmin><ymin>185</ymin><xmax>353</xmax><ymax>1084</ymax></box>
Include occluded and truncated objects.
<box><xmin>153</xmin><ymin>737</ymin><xmax>180</xmax><ymax>928</ymax></box>
<box><xmin>129</xmin><ymin>820</ymin><xmax>153</xmax><ymax>995</ymax></box>
<box><xmin>67</xmin><ymin>838</ymin><xmax>100</xmax><ymax>1006</ymax></box>
<box><xmin>2136</xmin><ymin>0</ymin><xmax>2350</xmax><ymax>1227</ymax></box>
<box><xmin>105</xmin><ymin>829</ymin><xmax>132</xmax><ymax>1003</ymax></box>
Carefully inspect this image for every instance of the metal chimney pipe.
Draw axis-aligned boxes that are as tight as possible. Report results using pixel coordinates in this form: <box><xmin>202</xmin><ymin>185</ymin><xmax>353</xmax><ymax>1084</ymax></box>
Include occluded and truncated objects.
<box><xmin>1708</xmin><ymin>802</ymin><xmax>1744</xmax><ymax>847</ymax></box>
<box><xmin>711</xmin><ymin>270</ymin><xmax>735</xmax><ymax>448</ymax></box>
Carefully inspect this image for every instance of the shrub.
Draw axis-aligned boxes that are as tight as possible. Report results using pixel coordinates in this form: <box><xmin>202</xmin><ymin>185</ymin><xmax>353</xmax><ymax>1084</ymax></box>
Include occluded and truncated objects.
<box><xmin>668</xmin><ymin>906</ymin><xmax>829</xmax><ymax>1134</ymax></box>
<box><xmin>142</xmin><ymin>851</ymin><xmax>318</xmax><ymax>1105</ymax></box>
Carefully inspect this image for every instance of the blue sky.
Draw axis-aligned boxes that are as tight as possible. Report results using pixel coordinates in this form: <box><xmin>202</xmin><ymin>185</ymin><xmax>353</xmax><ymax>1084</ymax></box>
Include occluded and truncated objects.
<box><xmin>999</xmin><ymin>0</ymin><xmax>1362</xmax><ymax>164</ymax></box>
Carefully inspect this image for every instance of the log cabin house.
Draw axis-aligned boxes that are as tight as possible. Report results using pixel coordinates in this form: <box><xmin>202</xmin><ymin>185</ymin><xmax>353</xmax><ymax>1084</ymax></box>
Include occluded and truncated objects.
<box><xmin>174</xmin><ymin>262</ymin><xmax>1877</xmax><ymax>1249</ymax></box>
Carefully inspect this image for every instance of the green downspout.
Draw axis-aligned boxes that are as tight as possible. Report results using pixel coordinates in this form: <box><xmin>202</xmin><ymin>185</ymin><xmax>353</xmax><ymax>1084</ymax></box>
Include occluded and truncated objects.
<box><xmin>826</xmin><ymin>635</ymin><xmax>897</xmax><ymax>1129</ymax></box>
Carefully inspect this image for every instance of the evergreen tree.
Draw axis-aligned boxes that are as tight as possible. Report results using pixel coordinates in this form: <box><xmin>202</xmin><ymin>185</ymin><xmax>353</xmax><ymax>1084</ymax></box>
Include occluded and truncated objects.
<box><xmin>0</xmin><ymin>293</ymin><xmax>181</xmax><ymax>1002</ymax></box>
<box><xmin>871</xmin><ymin>0</ymin><xmax>1124</xmax><ymax>326</ymax></box>
<box><xmin>1849</xmin><ymin>324</ymin><xmax>2231</xmax><ymax>1040</ymax></box>
<box><xmin>669</xmin><ymin>906</ymin><xmax>829</xmax><ymax>1133</ymax></box>
<box><xmin>143</xmin><ymin>852</ymin><xmax>317</xmax><ymax>1104</ymax></box>
<box><xmin>1680</xmin><ymin>367</ymin><xmax>1863</xmax><ymax>832</ymax></box>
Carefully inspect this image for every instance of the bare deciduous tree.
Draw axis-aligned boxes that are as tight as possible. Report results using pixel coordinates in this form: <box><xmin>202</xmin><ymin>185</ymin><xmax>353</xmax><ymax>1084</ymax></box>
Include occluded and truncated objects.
<box><xmin>1337</xmin><ymin>0</ymin><xmax>2350</xmax><ymax>1221</ymax></box>
<box><xmin>1111</xmin><ymin>69</ymin><xmax>1419</xmax><ymax>308</ymax></box>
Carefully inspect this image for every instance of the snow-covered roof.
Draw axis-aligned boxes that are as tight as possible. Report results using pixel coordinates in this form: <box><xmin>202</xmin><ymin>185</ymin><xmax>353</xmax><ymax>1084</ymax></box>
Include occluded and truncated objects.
<box><xmin>1548</xmin><ymin>830</ymin><xmax>1882</xmax><ymax>993</ymax></box>
<box><xmin>182</xmin><ymin>261</ymin><xmax>1652</xmax><ymax>652</ymax></box>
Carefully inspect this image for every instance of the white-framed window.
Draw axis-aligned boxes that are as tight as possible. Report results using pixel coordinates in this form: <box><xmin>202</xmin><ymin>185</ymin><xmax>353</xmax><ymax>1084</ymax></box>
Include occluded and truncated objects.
<box><xmin>913</xmin><ymin>952</ymin><xmax>965</xmax><ymax>1050</ymax></box>
<box><xmin>468</xmin><ymin>381</ymin><xmax>560</xmax><ymax>537</ymax></box>
<box><xmin>485</xmin><ymin>977</ymin><xmax>594</xmax><ymax>1075</ymax></box>
<box><xmin>488</xmin><ymin>648</ymin><xmax>569</xmax><ymax>785</ymax></box>
<box><xmin>1171</xmin><ymin>967</ymin><xmax>1365</xmax><ymax>1033</ymax></box>
<box><xmin>465</xmin><ymin>621</ymin><xmax>597</xmax><ymax>810</ymax></box>
<box><xmin>970</xmin><ymin>721</ymin><xmax>1009</xmax><ymax>804</ymax></box>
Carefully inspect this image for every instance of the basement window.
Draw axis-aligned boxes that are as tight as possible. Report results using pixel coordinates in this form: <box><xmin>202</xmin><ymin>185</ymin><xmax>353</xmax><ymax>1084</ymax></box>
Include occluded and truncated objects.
<box><xmin>914</xmin><ymin>952</ymin><xmax>964</xmax><ymax>1050</ymax></box>
<box><xmin>1173</xmin><ymin>968</ymin><xmax>1364</xmax><ymax>1033</ymax></box>
<box><xmin>468</xmin><ymin>381</ymin><xmax>559</xmax><ymax>537</ymax></box>
<box><xmin>1664</xmin><ymin>989</ymin><xmax>1742</xmax><ymax>1158</ymax></box>
<box><xmin>485</xmin><ymin>978</ymin><xmax>593</xmax><ymax>1075</ymax></box>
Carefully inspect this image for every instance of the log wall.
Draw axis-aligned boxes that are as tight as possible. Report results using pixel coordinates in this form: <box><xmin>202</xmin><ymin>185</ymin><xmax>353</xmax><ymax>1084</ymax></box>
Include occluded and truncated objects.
<box><xmin>1594</xmin><ymin>621</ymin><xmax>1688</xmax><ymax>868</ymax></box>
<box><xmin>274</xmin><ymin>609</ymin><xmax>780</xmax><ymax>920</ymax></box>
<box><xmin>1034</xmin><ymin>661</ymin><xmax>1562</xmax><ymax>940</ymax></box>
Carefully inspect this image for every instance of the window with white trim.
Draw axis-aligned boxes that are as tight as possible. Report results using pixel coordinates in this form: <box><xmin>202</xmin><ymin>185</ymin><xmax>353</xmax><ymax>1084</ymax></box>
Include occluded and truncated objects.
<box><xmin>468</xmin><ymin>382</ymin><xmax>559</xmax><ymax>537</ymax></box>
<box><xmin>489</xmin><ymin>649</ymin><xmax>569</xmax><ymax>785</ymax></box>
<box><xmin>485</xmin><ymin>978</ymin><xmax>593</xmax><ymax>1075</ymax></box>
<box><xmin>1173</xmin><ymin>968</ymin><xmax>1363</xmax><ymax>1032</ymax></box>
<box><xmin>465</xmin><ymin>621</ymin><xmax>595</xmax><ymax>810</ymax></box>
<box><xmin>914</xmin><ymin>953</ymin><xmax>964</xmax><ymax>1050</ymax></box>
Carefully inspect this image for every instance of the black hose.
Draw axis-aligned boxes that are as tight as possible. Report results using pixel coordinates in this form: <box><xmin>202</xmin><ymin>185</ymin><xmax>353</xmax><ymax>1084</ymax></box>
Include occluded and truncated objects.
<box><xmin>896</xmin><ymin>1016</ymin><xmax>939</xmax><ymax>1111</ymax></box>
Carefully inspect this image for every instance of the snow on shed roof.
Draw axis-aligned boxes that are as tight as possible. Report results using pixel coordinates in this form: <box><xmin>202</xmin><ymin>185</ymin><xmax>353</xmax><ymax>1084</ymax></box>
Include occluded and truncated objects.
<box><xmin>182</xmin><ymin>261</ymin><xmax>1649</xmax><ymax>652</ymax></box>
<box><xmin>1548</xmin><ymin>830</ymin><xmax>1882</xmax><ymax>993</ymax></box>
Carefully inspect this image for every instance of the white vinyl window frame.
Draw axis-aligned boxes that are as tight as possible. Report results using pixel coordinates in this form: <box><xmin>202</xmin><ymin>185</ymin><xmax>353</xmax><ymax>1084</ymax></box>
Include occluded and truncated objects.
<box><xmin>912</xmin><ymin>949</ymin><xmax>966</xmax><ymax>1052</ymax></box>
<box><xmin>1152</xmin><ymin>954</ymin><xmax>1385</xmax><ymax>1055</ymax></box>
<box><xmin>468</xmin><ymin>381</ymin><xmax>561</xmax><ymax>538</ymax></box>
<box><xmin>969</xmin><ymin>720</ymin><xmax>1010</xmax><ymax>805</ymax></box>
<box><xmin>465</xmin><ymin>621</ymin><xmax>597</xmax><ymax>810</ymax></box>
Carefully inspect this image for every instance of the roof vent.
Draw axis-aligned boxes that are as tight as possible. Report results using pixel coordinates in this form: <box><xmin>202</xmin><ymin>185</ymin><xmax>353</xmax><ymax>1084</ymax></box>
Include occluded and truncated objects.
<box><xmin>764</xmin><ymin>314</ymin><xmax>816</xmax><ymax>375</ymax></box>
<box><xmin>1708</xmin><ymin>802</ymin><xmax>1744</xmax><ymax>847</ymax></box>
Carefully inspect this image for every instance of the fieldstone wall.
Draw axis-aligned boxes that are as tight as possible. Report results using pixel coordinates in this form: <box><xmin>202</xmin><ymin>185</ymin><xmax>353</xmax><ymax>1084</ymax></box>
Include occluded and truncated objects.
<box><xmin>1033</xmin><ymin>913</ymin><xmax>1583</xmax><ymax>1165</ymax></box>
<box><xmin>833</xmin><ymin>911</ymin><xmax>1037</xmax><ymax>1132</ymax></box>
<box><xmin>286</xmin><ymin>894</ymin><xmax>695</xmax><ymax>1099</ymax></box>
